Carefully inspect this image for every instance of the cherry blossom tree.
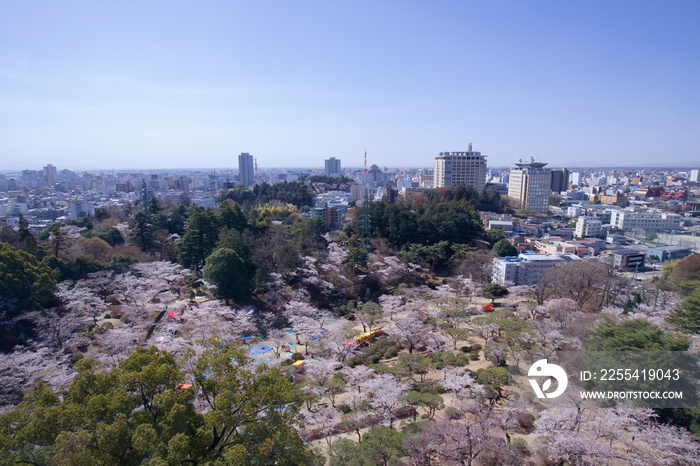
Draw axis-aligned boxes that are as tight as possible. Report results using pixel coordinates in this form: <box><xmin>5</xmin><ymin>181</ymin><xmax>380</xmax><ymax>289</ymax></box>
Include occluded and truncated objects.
<box><xmin>340</xmin><ymin>365</ymin><xmax>374</xmax><ymax>394</ymax></box>
<box><xmin>96</xmin><ymin>327</ymin><xmax>139</xmax><ymax>366</ymax></box>
<box><xmin>27</xmin><ymin>307</ymin><xmax>79</xmax><ymax>349</ymax></box>
<box><xmin>442</xmin><ymin>369</ymin><xmax>483</xmax><ymax>400</ymax></box>
<box><xmin>318</xmin><ymin>326</ymin><xmax>358</xmax><ymax>362</ymax></box>
<box><xmin>537</xmin><ymin>298</ymin><xmax>581</xmax><ymax>331</ymax></box>
<box><xmin>378</xmin><ymin>294</ymin><xmax>403</xmax><ymax>321</ymax></box>
<box><xmin>360</xmin><ymin>373</ymin><xmax>408</xmax><ymax>428</ymax></box>
<box><xmin>304</xmin><ymin>405</ymin><xmax>341</xmax><ymax>447</ymax></box>
<box><xmin>268</xmin><ymin>329</ymin><xmax>290</xmax><ymax>358</ymax></box>
<box><xmin>393</xmin><ymin>313</ymin><xmax>430</xmax><ymax>353</ymax></box>
<box><xmin>533</xmin><ymin>403</ymin><xmax>700</xmax><ymax>465</ymax></box>
<box><xmin>424</xmin><ymin>332</ymin><xmax>448</xmax><ymax>354</ymax></box>
<box><xmin>470</xmin><ymin>322</ymin><xmax>499</xmax><ymax>346</ymax></box>
<box><xmin>418</xmin><ymin>409</ymin><xmax>503</xmax><ymax>466</ymax></box>
<box><xmin>303</xmin><ymin>357</ymin><xmax>338</xmax><ymax>392</ymax></box>
<box><xmin>56</xmin><ymin>283</ymin><xmax>107</xmax><ymax>325</ymax></box>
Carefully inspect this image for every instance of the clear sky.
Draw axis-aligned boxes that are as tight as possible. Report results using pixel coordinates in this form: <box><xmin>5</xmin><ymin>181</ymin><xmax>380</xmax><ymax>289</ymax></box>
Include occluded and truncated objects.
<box><xmin>1</xmin><ymin>0</ymin><xmax>699</xmax><ymax>171</ymax></box>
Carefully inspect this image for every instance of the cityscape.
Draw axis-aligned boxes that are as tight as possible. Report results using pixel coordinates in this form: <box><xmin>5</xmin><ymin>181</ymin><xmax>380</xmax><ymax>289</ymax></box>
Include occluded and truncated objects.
<box><xmin>2</xmin><ymin>1</ymin><xmax>700</xmax><ymax>464</ymax></box>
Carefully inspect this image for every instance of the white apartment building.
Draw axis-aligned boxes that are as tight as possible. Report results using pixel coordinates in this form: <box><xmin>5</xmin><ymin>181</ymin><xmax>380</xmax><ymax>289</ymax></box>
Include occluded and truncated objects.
<box><xmin>568</xmin><ymin>206</ymin><xmax>582</xmax><ymax>218</ymax></box>
<box><xmin>609</xmin><ymin>210</ymin><xmax>683</xmax><ymax>232</ymax></box>
<box><xmin>433</xmin><ymin>144</ymin><xmax>487</xmax><ymax>191</ymax></box>
<box><xmin>575</xmin><ymin>216</ymin><xmax>604</xmax><ymax>238</ymax></box>
<box><xmin>517</xmin><ymin>253</ymin><xmax>580</xmax><ymax>285</ymax></box>
<box><xmin>492</xmin><ymin>257</ymin><xmax>520</xmax><ymax>286</ymax></box>
<box><xmin>507</xmin><ymin>160</ymin><xmax>551</xmax><ymax>214</ymax></box>
<box><xmin>68</xmin><ymin>200</ymin><xmax>95</xmax><ymax>219</ymax></box>
<box><xmin>492</xmin><ymin>253</ymin><xmax>581</xmax><ymax>286</ymax></box>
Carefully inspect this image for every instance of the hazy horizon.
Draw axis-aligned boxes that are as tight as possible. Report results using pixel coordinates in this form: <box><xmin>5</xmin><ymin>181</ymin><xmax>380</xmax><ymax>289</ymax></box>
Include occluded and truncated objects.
<box><xmin>2</xmin><ymin>1</ymin><xmax>699</xmax><ymax>170</ymax></box>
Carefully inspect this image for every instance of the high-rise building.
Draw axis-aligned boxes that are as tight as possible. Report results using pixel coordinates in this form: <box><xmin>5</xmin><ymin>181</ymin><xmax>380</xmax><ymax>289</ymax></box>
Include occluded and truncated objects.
<box><xmin>238</xmin><ymin>152</ymin><xmax>254</xmax><ymax>187</ymax></box>
<box><xmin>507</xmin><ymin>159</ymin><xmax>552</xmax><ymax>214</ymax></box>
<box><xmin>43</xmin><ymin>164</ymin><xmax>57</xmax><ymax>185</ymax></box>
<box><xmin>690</xmin><ymin>169</ymin><xmax>699</xmax><ymax>183</ymax></box>
<box><xmin>550</xmin><ymin>168</ymin><xmax>569</xmax><ymax>193</ymax></box>
<box><xmin>433</xmin><ymin>144</ymin><xmax>487</xmax><ymax>191</ymax></box>
<box><xmin>325</xmin><ymin>157</ymin><xmax>341</xmax><ymax>177</ymax></box>
<box><xmin>569</xmin><ymin>172</ymin><xmax>581</xmax><ymax>187</ymax></box>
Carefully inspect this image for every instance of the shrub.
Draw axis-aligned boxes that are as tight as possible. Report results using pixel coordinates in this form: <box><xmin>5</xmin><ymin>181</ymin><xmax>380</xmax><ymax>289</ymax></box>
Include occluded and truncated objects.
<box><xmin>460</xmin><ymin>345</ymin><xmax>471</xmax><ymax>353</ymax></box>
<box><xmin>384</xmin><ymin>346</ymin><xmax>399</xmax><ymax>358</ymax></box>
<box><xmin>95</xmin><ymin>322</ymin><xmax>113</xmax><ymax>334</ymax></box>
<box><xmin>70</xmin><ymin>351</ymin><xmax>84</xmax><ymax>364</ymax></box>
<box><xmin>291</xmin><ymin>352</ymin><xmax>304</xmax><ymax>361</ymax></box>
<box><xmin>444</xmin><ymin>407</ymin><xmax>462</xmax><ymax>420</ymax></box>
<box><xmin>454</xmin><ymin>354</ymin><xmax>470</xmax><ymax>366</ymax></box>
<box><xmin>469</xmin><ymin>352</ymin><xmax>480</xmax><ymax>361</ymax></box>
<box><xmin>337</xmin><ymin>404</ymin><xmax>352</xmax><ymax>414</ymax></box>
<box><xmin>413</xmin><ymin>382</ymin><xmax>438</xmax><ymax>395</ymax></box>
<box><xmin>103</xmin><ymin>314</ymin><xmax>111</xmax><ymax>319</ymax></box>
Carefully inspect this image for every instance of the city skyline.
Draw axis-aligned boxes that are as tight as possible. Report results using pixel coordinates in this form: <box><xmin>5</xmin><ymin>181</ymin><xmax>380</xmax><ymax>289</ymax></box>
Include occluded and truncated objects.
<box><xmin>2</xmin><ymin>1</ymin><xmax>699</xmax><ymax>170</ymax></box>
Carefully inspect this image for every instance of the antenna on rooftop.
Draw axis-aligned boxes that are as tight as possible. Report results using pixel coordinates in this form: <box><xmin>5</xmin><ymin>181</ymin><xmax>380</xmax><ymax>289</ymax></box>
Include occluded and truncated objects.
<box><xmin>469</xmin><ymin>142</ymin><xmax>472</xmax><ymax>152</ymax></box>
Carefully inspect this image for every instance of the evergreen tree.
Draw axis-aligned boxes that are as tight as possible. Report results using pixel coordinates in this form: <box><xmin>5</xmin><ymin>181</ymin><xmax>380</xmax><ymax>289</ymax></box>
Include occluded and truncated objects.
<box><xmin>203</xmin><ymin>248</ymin><xmax>252</xmax><ymax>303</ymax></box>
<box><xmin>667</xmin><ymin>288</ymin><xmax>700</xmax><ymax>334</ymax></box>
<box><xmin>0</xmin><ymin>242</ymin><xmax>56</xmax><ymax>315</ymax></box>
<box><xmin>177</xmin><ymin>210</ymin><xmax>219</xmax><ymax>275</ymax></box>
<box><xmin>481</xmin><ymin>283</ymin><xmax>509</xmax><ymax>305</ymax></box>
<box><xmin>128</xmin><ymin>212</ymin><xmax>155</xmax><ymax>253</ymax></box>
<box><xmin>17</xmin><ymin>215</ymin><xmax>39</xmax><ymax>256</ymax></box>
<box><xmin>493</xmin><ymin>238</ymin><xmax>517</xmax><ymax>257</ymax></box>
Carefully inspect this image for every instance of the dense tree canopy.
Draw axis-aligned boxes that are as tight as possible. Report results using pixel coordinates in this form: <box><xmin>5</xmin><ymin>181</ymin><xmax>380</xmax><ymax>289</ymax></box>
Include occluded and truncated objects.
<box><xmin>219</xmin><ymin>182</ymin><xmax>314</xmax><ymax>209</ymax></box>
<box><xmin>351</xmin><ymin>198</ymin><xmax>485</xmax><ymax>257</ymax></box>
<box><xmin>0</xmin><ymin>343</ymin><xmax>321</xmax><ymax>465</ymax></box>
<box><xmin>589</xmin><ymin>318</ymin><xmax>690</xmax><ymax>351</ymax></box>
<box><xmin>0</xmin><ymin>242</ymin><xmax>56</xmax><ymax>316</ymax></box>
<box><xmin>203</xmin><ymin>248</ymin><xmax>252</xmax><ymax>303</ymax></box>
<box><xmin>667</xmin><ymin>287</ymin><xmax>700</xmax><ymax>334</ymax></box>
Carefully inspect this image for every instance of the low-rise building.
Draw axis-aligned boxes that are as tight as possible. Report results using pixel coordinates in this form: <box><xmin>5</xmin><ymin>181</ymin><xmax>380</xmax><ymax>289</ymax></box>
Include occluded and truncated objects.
<box><xmin>610</xmin><ymin>247</ymin><xmax>646</xmax><ymax>270</ymax></box>
<box><xmin>645</xmin><ymin>246</ymin><xmax>693</xmax><ymax>262</ymax></box>
<box><xmin>610</xmin><ymin>210</ymin><xmax>683</xmax><ymax>232</ymax></box>
<box><xmin>575</xmin><ymin>216</ymin><xmax>604</xmax><ymax>238</ymax></box>
<box><xmin>488</xmin><ymin>220</ymin><xmax>513</xmax><ymax>233</ymax></box>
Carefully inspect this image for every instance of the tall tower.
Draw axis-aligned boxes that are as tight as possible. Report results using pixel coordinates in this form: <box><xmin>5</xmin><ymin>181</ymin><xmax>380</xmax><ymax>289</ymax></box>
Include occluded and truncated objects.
<box><xmin>238</xmin><ymin>152</ymin><xmax>254</xmax><ymax>187</ymax></box>
<box><xmin>360</xmin><ymin>188</ymin><xmax>372</xmax><ymax>251</ymax></box>
<box><xmin>433</xmin><ymin>144</ymin><xmax>487</xmax><ymax>191</ymax></box>
<box><xmin>507</xmin><ymin>160</ymin><xmax>552</xmax><ymax>214</ymax></box>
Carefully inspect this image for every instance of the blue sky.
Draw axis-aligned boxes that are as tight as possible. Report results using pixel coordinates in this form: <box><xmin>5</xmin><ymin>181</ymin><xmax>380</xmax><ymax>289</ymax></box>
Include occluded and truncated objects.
<box><xmin>1</xmin><ymin>0</ymin><xmax>699</xmax><ymax>170</ymax></box>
